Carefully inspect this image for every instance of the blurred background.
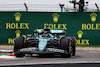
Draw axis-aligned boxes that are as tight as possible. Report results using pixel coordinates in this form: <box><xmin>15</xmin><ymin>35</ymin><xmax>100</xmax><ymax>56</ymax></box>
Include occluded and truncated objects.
<box><xmin>0</xmin><ymin>0</ymin><xmax>100</xmax><ymax>12</ymax></box>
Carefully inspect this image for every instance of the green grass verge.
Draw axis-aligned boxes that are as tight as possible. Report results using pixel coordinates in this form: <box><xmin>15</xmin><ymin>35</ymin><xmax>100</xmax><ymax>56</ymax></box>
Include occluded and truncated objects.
<box><xmin>0</xmin><ymin>53</ymin><xmax>11</xmax><ymax>56</ymax></box>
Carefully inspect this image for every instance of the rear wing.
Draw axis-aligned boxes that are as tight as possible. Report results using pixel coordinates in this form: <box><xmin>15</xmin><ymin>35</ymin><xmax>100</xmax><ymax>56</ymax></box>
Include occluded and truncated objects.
<box><xmin>34</xmin><ymin>29</ymin><xmax>66</xmax><ymax>38</ymax></box>
<box><xmin>34</xmin><ymin>29</ymin><xmax>66</xmax><ymax>34</ymax></box>
<box><xmin>50</xmin><ymin>29</ymin><xmax>66</xmax><ymax>37</ymax></box>
<box><xmin>50</xmin><ymin>29</ymin><xmax>66</xmax><ymax>34</ymax></box>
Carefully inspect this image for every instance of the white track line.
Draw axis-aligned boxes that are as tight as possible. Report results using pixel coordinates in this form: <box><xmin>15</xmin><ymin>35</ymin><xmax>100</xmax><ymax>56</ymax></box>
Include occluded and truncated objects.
<box><xmin>0</xmin><ymin>49</ymin><xmax>13</xmax><ymax>53</ymax></box>
<box><xmin>0</xmin><ymin>61</ymin><xmax>100</xmax><ymax>66</ymax></box>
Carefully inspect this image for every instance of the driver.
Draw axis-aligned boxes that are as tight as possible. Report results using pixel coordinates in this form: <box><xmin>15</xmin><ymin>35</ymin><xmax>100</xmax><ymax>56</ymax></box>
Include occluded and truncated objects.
<box><xmin>42</xmin><ymin>31</ymin><xmax>50</xmax><ymax>37</ymax></box>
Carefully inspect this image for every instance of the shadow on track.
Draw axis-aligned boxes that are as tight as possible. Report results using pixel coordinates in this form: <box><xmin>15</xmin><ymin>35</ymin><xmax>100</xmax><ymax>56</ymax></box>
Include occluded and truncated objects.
<box><xmin>28</xmin><ymin>54</ymin><xmax>82</xmax><ymax>58</ymax></box>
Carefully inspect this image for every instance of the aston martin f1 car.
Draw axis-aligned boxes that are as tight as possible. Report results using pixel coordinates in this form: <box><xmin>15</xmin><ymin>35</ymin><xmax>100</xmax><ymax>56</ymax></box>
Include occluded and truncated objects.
<box><xmin>14</xmin><ymin>27</ymin><xmax>76</xmax><ymax>58</ymax></box>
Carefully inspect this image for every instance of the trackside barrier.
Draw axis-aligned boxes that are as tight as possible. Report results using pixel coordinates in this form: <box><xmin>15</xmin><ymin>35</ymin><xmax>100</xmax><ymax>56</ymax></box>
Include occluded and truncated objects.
<box><xmin>0</xmin><ymin>12</ymin><xmax>100</xmax><ymax>45</ymax></box>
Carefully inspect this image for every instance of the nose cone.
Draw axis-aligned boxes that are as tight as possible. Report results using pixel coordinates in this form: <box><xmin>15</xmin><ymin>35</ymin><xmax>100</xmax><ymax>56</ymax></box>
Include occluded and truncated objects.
<box><xmin>38</xmin><ymin>38</ymin><xmax>48</xmax><ymax>51</ymax></box>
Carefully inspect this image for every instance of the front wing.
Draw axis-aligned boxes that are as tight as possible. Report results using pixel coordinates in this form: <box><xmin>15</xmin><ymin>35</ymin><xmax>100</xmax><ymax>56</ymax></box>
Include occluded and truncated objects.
<box><xmin>18</xmin><ymin>47</ymin><xmax>68</xmax><ymax>54</ymax></box>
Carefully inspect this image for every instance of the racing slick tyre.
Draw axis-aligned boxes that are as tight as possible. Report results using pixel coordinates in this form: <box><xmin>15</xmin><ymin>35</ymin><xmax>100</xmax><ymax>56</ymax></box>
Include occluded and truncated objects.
<box><xmin>60</xmin><ymin>37</ymin><xmax>71</xmax><ymax>58</ymax></box>
<box><xmin>14</xmin><ymin>36</ymin><xmax>25</xmax><ymax>57</ymax></box>
<box><xmin>70</xmin><ymin>37</ymin><xmax>76</xmax><ymax>56</ymax></box>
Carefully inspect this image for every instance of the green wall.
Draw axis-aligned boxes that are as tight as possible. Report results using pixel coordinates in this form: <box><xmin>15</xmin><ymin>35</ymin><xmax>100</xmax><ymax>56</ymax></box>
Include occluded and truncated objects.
<box><xmin>0</xmin><ymin>12</ymin><xmax>100</xmax><ymax>45</ymax></box>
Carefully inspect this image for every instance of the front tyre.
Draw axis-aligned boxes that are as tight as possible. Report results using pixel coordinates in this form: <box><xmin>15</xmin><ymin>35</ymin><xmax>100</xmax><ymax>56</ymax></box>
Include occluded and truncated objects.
<box><xmin>60</xmin><ymin>37</ymin><xmax>71</xmax><ymax>58</ymax></box>
<box><xmin>14</xmin><ymin>36</ymin><xmax>25</xmax><ymax>57</ymax></box>
<box><xmin>70</xmin><ymin>37</ymin><xmax>76</xmax><ymax>56</ymax></box>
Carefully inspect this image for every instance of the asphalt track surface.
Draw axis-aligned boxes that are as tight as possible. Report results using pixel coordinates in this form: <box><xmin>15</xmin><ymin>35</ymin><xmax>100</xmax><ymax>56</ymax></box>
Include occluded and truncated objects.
<box><xmin>0</xmin><ymin>50</ymin><xmax>100</xmax><ymax>66</ymax></box>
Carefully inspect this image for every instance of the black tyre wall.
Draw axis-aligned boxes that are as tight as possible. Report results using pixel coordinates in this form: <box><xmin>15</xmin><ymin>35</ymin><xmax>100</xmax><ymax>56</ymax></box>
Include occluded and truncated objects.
<box><xmin>60</xmin><ymin>37</ymin><xmax>71</xmax><ymax>58</ymax></box>
<box><xmin>14</xmin><ymin>36</ymin><xmax>24</xmax><ymax>52</ymax></box>
<box><xmin>60</xmin><ymin>37</ymin><xmax>71</xmax><ymax>51</ymax></box>
<box><xmin>70</xmin><ymin>37</ymin><xmax>76</xmax><ymax>56</ymax></box>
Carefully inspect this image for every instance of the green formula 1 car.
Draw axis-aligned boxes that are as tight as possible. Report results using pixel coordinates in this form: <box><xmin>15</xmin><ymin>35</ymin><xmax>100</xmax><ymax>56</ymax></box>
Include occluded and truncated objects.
<box><xmin>14</xmin><ymin>27</ymin><xmax>76</xmax><ymax>58</ymax></box>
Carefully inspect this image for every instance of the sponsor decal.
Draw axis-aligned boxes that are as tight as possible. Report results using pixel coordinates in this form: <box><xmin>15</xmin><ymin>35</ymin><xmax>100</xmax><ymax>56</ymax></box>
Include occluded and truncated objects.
<box><xmin>6</xmin><ymin>12</ymin><xmax>29</xmax><ymax>29</ymax></box>
<box><xmin>77</xmin><ymin>30</ymin><xmax>83</xmax><ymax>39</ymax></box>
<box><xmin>52</xmin><ymin>13</ymin><xmax>59</xmax><ymax>23</ymax></box>
<box><xmin>76</xmin><ymin>12</ymin><xmax>100</xmax><ymax>45</ymax></box>
<box><xmin>90</xmin><ymin>12</ymin><xmax>97</xmax><ymax>22</ymax></box>
<box><xmin>50</xmin><ymin>29</ymin><xmax>63</xmax><ymax>33</ymax></box>
<box><xmin>6</xmin><ymin>12</ymin><xmax>29</xmax><ymax>44</ymax></box>
<box><xmin>81</xmin><ymin>13</ymin><xmax>100</xmax><ymax>30</ymax></box>
<box><xmin>15</xmin><ymin>30</ymin><xmax>21</xmax><ymax>37</ymax></box>
<box><xmin>76</xmin><ymin>39</ymin><xmax>89</xmax><ymax>45</ymax></box>
<box><xmin>20</xmin><ymin>47</ymin><xmax>37</xmax><ymax>52</ymax></box>
<box><xmin>46</xmin><ymin>48</ymin><xmax>65</xmax><ymax>53</ymax></box>
<box><xmin>39</xmin><ymin>38</ymin><xmax>49</xmax><ymax>51</ymax></box>
<box><xmin>76</xmin><ymin>30</ymin><xmax>90</xmax><ymax>45</ymax></box>
<box><xmin>14</xmin><ymin>12</ymin><xmax>21</xmax><ymax>22</ymax></box>
<box><xmin>6</xmin><ymin>23</ymin><xmax>29</xmax><ymax>29</ymax></box>
<box><xmin>44</xmin><ymin>13</ymin><xmax>67</xmax><ymax>30</ymax></box>
<box><xmin>20</xmin><ymin>47</ymin><xmax>64</xmax><ymax>53</ymax></box>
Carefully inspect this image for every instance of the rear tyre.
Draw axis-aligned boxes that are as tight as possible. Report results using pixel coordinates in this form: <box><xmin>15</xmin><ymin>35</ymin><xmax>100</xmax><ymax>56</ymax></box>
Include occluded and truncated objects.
<box><xmin>60</xmin><ymin>37</ymin><xmax>71</xmax><ymax>58</ymax></box>
<box><xmin>70</xmin><ymin>37</ymin><xmax>76</xmax><ymax>56</ymax></box>
<box><xmin>14</xmin><ymin>36</ymin><xmax>25</xmax><ymax>57</ymax></box>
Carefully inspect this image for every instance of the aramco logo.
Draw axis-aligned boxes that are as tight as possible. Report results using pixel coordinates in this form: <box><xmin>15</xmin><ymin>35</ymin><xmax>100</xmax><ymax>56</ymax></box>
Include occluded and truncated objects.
<box><xmin>90</xmin><ymin>12</ymin><xmax>97</xmax><ymax>22</ymax></box>
<box><xmin>14</xmin><ymin>12</ymin><xmax>21</xmax><ymax>22</ymax></box>
<box><xmin>52</xmin><ymin>13</ymin><xmax>59</xmax><ymax>23</ymax></box>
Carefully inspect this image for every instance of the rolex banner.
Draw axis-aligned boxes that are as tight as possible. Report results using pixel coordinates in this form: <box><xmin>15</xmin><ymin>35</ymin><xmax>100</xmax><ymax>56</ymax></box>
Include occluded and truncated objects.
<box><xmin>0</xmin><ymin>12</ymin><xmax>100</xmax><ymax>45</ymax></box>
